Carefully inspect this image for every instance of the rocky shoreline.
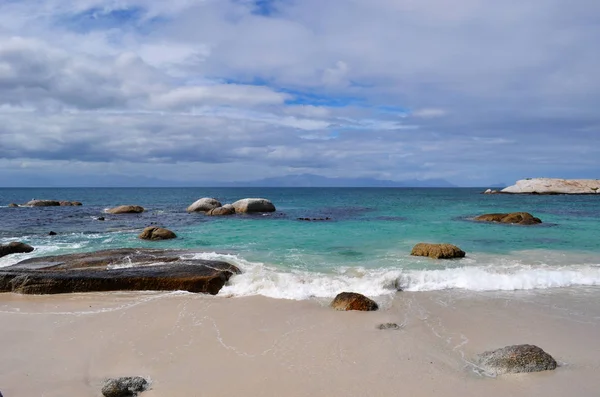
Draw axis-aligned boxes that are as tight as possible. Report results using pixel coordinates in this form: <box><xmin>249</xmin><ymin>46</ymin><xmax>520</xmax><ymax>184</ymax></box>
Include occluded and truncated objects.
<box><xmin>485</xmin><ymin>178</ymin><xmax>600</xmax><ymax>195</ymax></box>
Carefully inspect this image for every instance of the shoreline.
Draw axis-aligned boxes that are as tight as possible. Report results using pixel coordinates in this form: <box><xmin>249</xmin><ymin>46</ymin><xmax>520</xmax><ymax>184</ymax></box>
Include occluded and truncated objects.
<box><xmin>1</xmin><ymin>288</ymin><xmax>599</xmax><ymax>396</ymax></box>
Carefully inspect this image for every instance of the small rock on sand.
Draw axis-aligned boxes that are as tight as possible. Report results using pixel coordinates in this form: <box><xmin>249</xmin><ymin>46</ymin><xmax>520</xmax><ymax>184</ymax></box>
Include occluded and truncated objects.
<box><xmin>476</xmin><ymin>344</ymin><xmax>557</xmax><ymax>375</ymax></box>
<box><xmin>331</xmin><ymin>292</ymin><xmax>378</xmax><ymax>311</ymax></box>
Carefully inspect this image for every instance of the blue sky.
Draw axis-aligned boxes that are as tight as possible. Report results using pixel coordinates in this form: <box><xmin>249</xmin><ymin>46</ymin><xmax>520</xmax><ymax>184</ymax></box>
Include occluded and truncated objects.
<box><xmin>0</xmin><ymin>0</ymin><xmax>599</xmax><ymax>186</ymax></box>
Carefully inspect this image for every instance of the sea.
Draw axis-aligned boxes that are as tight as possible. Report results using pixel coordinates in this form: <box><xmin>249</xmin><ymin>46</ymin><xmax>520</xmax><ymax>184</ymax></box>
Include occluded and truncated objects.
<box><xmin>1</xmin><ymin>187</ymin><xmax>599</xmax><ymax>300</ymax></box>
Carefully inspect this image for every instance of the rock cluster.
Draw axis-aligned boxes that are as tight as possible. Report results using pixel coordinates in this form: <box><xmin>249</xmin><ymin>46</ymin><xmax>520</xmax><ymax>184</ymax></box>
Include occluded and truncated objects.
<box><xmin>101</xmin><ymin>376</ymin><xmax>149</xmax><ymax>397</ymax></box>
<box><xmin>410</xmin><ymin>243</ymin><xmax>465</xmax><ymax>259</ymax></box>
<box><xmin>0</xmin><ymin>242</ymin><xmax>34</xmax><ymax>258</ymax></box>
<box><xmin>475</xmin><ymin>212</ymin><xmax>542</xmax><ymax>225</ymax></box>
<box><xmin>330</xmin><ymin>292</ymin><xmax>379</xmax><ymax>311</ymax></box>
<box><xmin>186</xmin><ymin>197</ymin><xmax>276</xmax><ymax>215</ymax></box>
<box><xmin>476</xmin><ymin>344</ymin><xmax>557</xmax><ymax>375</ymax></box>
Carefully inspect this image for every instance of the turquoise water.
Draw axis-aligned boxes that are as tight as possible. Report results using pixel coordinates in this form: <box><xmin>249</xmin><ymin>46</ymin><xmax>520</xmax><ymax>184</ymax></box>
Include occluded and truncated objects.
<box><xmin>1</xmin><ymin>188</ymin><xmax>599</xmax><ymax>299</ymax></box>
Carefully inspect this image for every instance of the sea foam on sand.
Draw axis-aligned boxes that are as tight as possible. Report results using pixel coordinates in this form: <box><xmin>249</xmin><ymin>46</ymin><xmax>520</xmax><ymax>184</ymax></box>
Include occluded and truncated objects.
<box><xmin>0</xmin><ymin>288</ymin><xmax>599</xmax><ymax>397</ymax></box>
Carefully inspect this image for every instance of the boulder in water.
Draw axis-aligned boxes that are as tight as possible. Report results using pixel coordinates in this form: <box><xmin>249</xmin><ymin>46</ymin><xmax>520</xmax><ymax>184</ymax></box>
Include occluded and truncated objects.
<box><xmin>139</xmin><ymin>226</ymin><xmax>177</xmax><ymax>240</ymax></box>
<box><xmin>331</xmin><ymin>292</ymin><xmax>378</xmax><ymax>311</ymax></box>
<box><xmin>8</xmin><ymin>203</ymin><xmax>19</xmax><ymax>207</ymax></box>
<box><xmin>187</xmin><ymin>198</ymin><xmax>222</xmax><ymax>213</ymax></box>
<box><xmin>101</xmin><ymin>376</ymin><xmax>149</xmax><ymax>397</ymax></box>
<box><xmin>0</xmin><ymin>242</ymin><xmax>34</xmax><ymax>258</ymax></box>
<box><xmin>231</xmin><ymin>198</ymin><xmax>276</xmax><ymax>213</ymax></box>
<box><xmin>476</xmin><ymin>344</ymin><xmax>557</xmax><ymax>375</ymax></box>
<box><xmin>475</xmin><ymin>212</ymin><xmax>542</xmax><ymax>225</ymax></box>
<box><xmin>206</xmin><ymin>204</ymin><xmax>236</xmax><ymax>216</ymax></box>
<box><xmin>502</xmin><ymin>178</ymin><xmax>600</xmax><ymax>194</ymax></box>
<box><xmin>107</xmin><ymin>205</ymin><xmax>145</xmax><ymax>214</ymax></box>
<box><xmin>25</xmin><ymin>199</ymin><xmax>61</xmax><ymax>207</ymax></box>
<box><xmin>411</xmin><ymin>243</ymin><xmax>465</xmax><ymax>259</ymax></box>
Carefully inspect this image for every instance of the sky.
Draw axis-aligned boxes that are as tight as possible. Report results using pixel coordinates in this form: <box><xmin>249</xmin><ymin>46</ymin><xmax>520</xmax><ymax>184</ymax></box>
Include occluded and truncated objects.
<box><xmin>0</xmin><ymin>0</ymin><xmax>599</xmax><ymax>187</ymax></box>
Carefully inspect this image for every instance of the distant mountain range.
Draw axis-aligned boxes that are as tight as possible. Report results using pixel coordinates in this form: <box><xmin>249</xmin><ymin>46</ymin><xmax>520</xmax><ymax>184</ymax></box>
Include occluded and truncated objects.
<box><xmin>0</xmin><ymin>173</ymin><xmax>456</xmax><ymax>188</ymax></box>
<box><xmin>213</xmin><ymin>174</ymin><xmax>457</xmax><ymax>188</ymax></box>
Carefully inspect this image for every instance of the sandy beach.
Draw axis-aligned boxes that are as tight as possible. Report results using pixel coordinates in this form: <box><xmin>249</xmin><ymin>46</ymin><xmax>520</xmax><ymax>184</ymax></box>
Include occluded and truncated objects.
<box><xmin>1</xmin><ymin>288</ymin><xmax>599</xmax><ymax>397</ymax></box>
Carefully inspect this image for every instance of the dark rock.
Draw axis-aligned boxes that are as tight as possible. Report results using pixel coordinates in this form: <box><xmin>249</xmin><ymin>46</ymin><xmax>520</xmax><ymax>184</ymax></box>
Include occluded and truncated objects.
<box><xmin>475</xmin><ymin>212</ymin><xmax>542</xmax><ymax>225</ymax></box>
<box><xmin>206</xmin><ymin>204</ymin><xmax>236</xmax><ymax>216</ymax></box>
<box><xmin>98</xmin><ymin>217</ymin><xmax>105</xmax><ymax>221</ymax></box>
<box><xmin>0</xmin><ymin>242</ymin><xmax>34</xmax><ymax>258</ymax></box>
<box><xmin>25</xmin><ymin>199</ymin><xmax>61</xmax><ymax>207</ymax></box>
<box><xmin>331</xmin><ymin>292</ymin><xmax>378</xmax><ymax>311</ymax></box>
<box><xmin>476</xmin><ymin>344</ymin><xmax>557</xmax><ymax>375</ymax></box>
<box><xmin>0</xmin><ymin>248</ymin><xmax>240</xmax><ymax>295</ymax></box>
<box><xmin>107</xmin><ymin>205</ymin><xmax>145</xmax><ymax>214</ymax></box>
<box><xmin>187</xmin><ymin>197</ymin><xmax>222</xmax><ymax>212</ymax></box>
<box><xmin>297</xmin><ymin>217</ymin><xmax>331</xmax><ymax>221</ymax></box>
<box><xmin>72</xmin><ymin>201</ymin><xmax>83</xmax><ymax>206</ymax></box>
<box><xmin>411</xmin><ymin>243</ymin><xmax>465</xmax><ymax>259</ymax></box>
<box><xmin>377</xmin><ymin>323</ymin><xmax>402</xmax><ymax>330</ymax></box>
<box><xmin>48</xmin><ymin>231</ymin><xmax>57</xmax><ymax>236</ymax></box>
<box><xmin>232</xmin><ymin>198</ymin><xmax>276</xmax><ymax>213</ymax></box>
<box><xmin>139</xmin><ymin>226</ymin><xmax>177</xmax><ymax>240</ymax></box>
<box><xmin>8</xmin><ymin>203</ymin><xmax>19</xmax><ymax>207</ymax></box>
<box><xmin>59</xmin><ymin>201</ymin><xmax>74</xmax><ymax>206</ymax></box>
<box><xmin>102</xmin><ymin>376</ymin><xmax>149</xmax><ymax>397</ymax></box>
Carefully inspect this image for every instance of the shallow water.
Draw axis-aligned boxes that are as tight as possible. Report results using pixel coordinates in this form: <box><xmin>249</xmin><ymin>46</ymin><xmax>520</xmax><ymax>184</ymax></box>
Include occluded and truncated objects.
<box><xmin>1</xmin><ymin>188</ymin><xmax>599</xmax><ymax>299</ymax></box>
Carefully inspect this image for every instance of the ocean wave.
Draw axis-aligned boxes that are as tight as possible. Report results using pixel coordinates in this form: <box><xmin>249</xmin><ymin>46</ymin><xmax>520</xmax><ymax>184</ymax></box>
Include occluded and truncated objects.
<box><xmin>185</xmin><ymin>252</ymin><xmax>600</xmax><ymax>300</ymax></box>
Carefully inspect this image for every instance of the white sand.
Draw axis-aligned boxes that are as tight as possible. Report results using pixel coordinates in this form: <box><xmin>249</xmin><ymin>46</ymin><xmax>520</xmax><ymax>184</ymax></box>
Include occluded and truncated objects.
<box><xmin>0</xmin><ymin>288</ymin><xmax>599</xmax><ymax>397</ymax></box>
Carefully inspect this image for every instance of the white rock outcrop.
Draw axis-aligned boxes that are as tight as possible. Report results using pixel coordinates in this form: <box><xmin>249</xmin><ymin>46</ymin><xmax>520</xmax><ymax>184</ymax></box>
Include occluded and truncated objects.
<box><xmin>502</xmin><ymin>178</ymin><xmax>600</xmax><ymax>194</ymax></box>
<box><xmin>187</xmin><ymin>198</ymin><xmax>222</xmax><ymax>212</ymax></box>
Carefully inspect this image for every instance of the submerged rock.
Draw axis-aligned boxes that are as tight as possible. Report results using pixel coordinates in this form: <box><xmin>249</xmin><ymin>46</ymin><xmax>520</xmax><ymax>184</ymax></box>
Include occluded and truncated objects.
<box><xmin>0</xmin><ymin>248</ymin><xmax>240</xmax><ymax>295</ymax></box>
<box><xmin>0</xmin><ymin>242</ymin><xmax>34</xmax><ymax>258</ymax></box>
<box><xmin>410</xmin><ymin>243</ymin><xmax>465</xmax><ymax>259</ymax></box>
<box><xmin>206</xmin><ymin>204</ymin><xmax>235</xmax><ymax>216</ymax></box>
<box><xmin>138</xmin><ymin>226</ymin><xmax>177</xmax><ymax>240</ymax></box>
<box><xmin>331</xmin><ymin>292</ymin><xmax>378</xmax><ymax>311</ymax></box>
<box><xmin>107</xmin><ymin>205</ymin><xmax>145</xmax><ymax>214</ymax></box>
<box><xmin>48</xmin><ymin>231</ymin><xmax>57</xmax><ymax>236</ymax></box>
<box><xmin>502</xmin><ymin>178</ymin><xmax>600</xmax><ymax>194</ymax></box>
<box><xmin>187</xmin><ymin>197</ymin><xmax>222</xmax><ymax>213</ymax></box>
<box><xmin>232</xmin><ymin>198</ymin><xmax>276</xmax><ymax>214</ymax></box>
<box><xmin>377</xmin><ymin>323</ymin><xmax>402</xmax><ymax>330</ymax></box>
<box><xmin>476</xmin><ymin>344</ymin><xmax>557</xmax><ymax>375</ymax></box>
<box><xmin>102</xmin><ymin>376</ymin><xmax>149</xmax><ymax>397</ymax></box>
<box><xmin>475</xmin><ymin>212</ymin><xmax>542</xmax><ymax>225</ymax></box>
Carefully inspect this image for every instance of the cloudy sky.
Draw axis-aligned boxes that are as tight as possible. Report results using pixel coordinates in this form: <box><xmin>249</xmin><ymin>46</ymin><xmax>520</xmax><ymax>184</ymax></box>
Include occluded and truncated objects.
<box><xmin>1</xmin><ymin>0</ymin><xmax>599</xmax><ymax>186</ymax></box>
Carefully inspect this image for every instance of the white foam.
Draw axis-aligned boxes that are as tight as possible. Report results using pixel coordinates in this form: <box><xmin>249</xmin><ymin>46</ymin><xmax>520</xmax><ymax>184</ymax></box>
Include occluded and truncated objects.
<box><xmin>186</xmin><ymin>252</ymin><xmax>600</xmax><ymax>300</ymax></box>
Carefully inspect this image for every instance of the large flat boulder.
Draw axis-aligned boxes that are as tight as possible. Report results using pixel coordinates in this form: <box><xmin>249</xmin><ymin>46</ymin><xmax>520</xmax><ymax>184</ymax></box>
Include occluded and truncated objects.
<box><xmin>232</xmin><ymin>198</ymin><xmax>276</xmax><ymax>213</ymax></box>
<box><xmin>187</xmin><ymin>198</ymin><xmax>222</xmax><ymax>213</ymax></box>
<box><xmin>502</xmin><ymin>178</ymin><xmax>600</xmax><ymax>194</ymax></box>
<box><xmin>411</xmin><ymin>243</ymin><xmax>465</xmax><ymax>259</ymax></box>
<box><xmin>0</xmin><ymin>248</ymin><xmax>240</xmax><ymax>295</ymax></box>
<box><xmin>107</xmin><ymin>205</ymin><xmax>145</xmax><ymax>214</ymax></box>
<box><xmin>476</xmin><ymin>344</ymin><xmax>557</xmax><ymax>375</ymax></box>
<box><xmin>475</xmin><ymin>212</ymin><xmax>542</xmax><ymax>225</ymax></box>
<box><xmin>0</xmin><ymin>242</ymin><xmax>34</xmax><ymax>258</ymax></box>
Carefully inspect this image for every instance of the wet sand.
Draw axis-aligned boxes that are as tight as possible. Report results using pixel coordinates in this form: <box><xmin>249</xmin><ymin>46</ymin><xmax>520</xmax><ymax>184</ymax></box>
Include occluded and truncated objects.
<box><xmin>0</xmin><ymin>288</ymin><xmax>599</xmax><ymax>397</ymax></box>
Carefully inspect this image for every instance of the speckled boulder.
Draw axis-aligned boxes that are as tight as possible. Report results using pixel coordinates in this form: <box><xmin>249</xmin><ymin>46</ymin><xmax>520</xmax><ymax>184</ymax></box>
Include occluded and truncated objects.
<box><xmin>476</xmin><ymin>344</ymin><xmax>557</xmax><ymax>375</ymax></box>
<box><xmin>101</xmin><ymin>376</ymin><xmax>149</xmax><ymax>397</ymax></box>
<box><xmin>410</xmin><ymin>243</ymin><xmax>465</xmax><ymax>259</ymax></box>
<box><xmin>331</xmin><ymin>292</ymin><xmax>378</xmax><ymax>311</ymax></box>
<box><xmin>187</xmin><ymin>198</ymin><xmax>222</xmax><ymax>213</ymax></box>
<box><xmin>231</xmin><ymin>198</ymin><xmax>276</xmax><ymax>214</ymax></box>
